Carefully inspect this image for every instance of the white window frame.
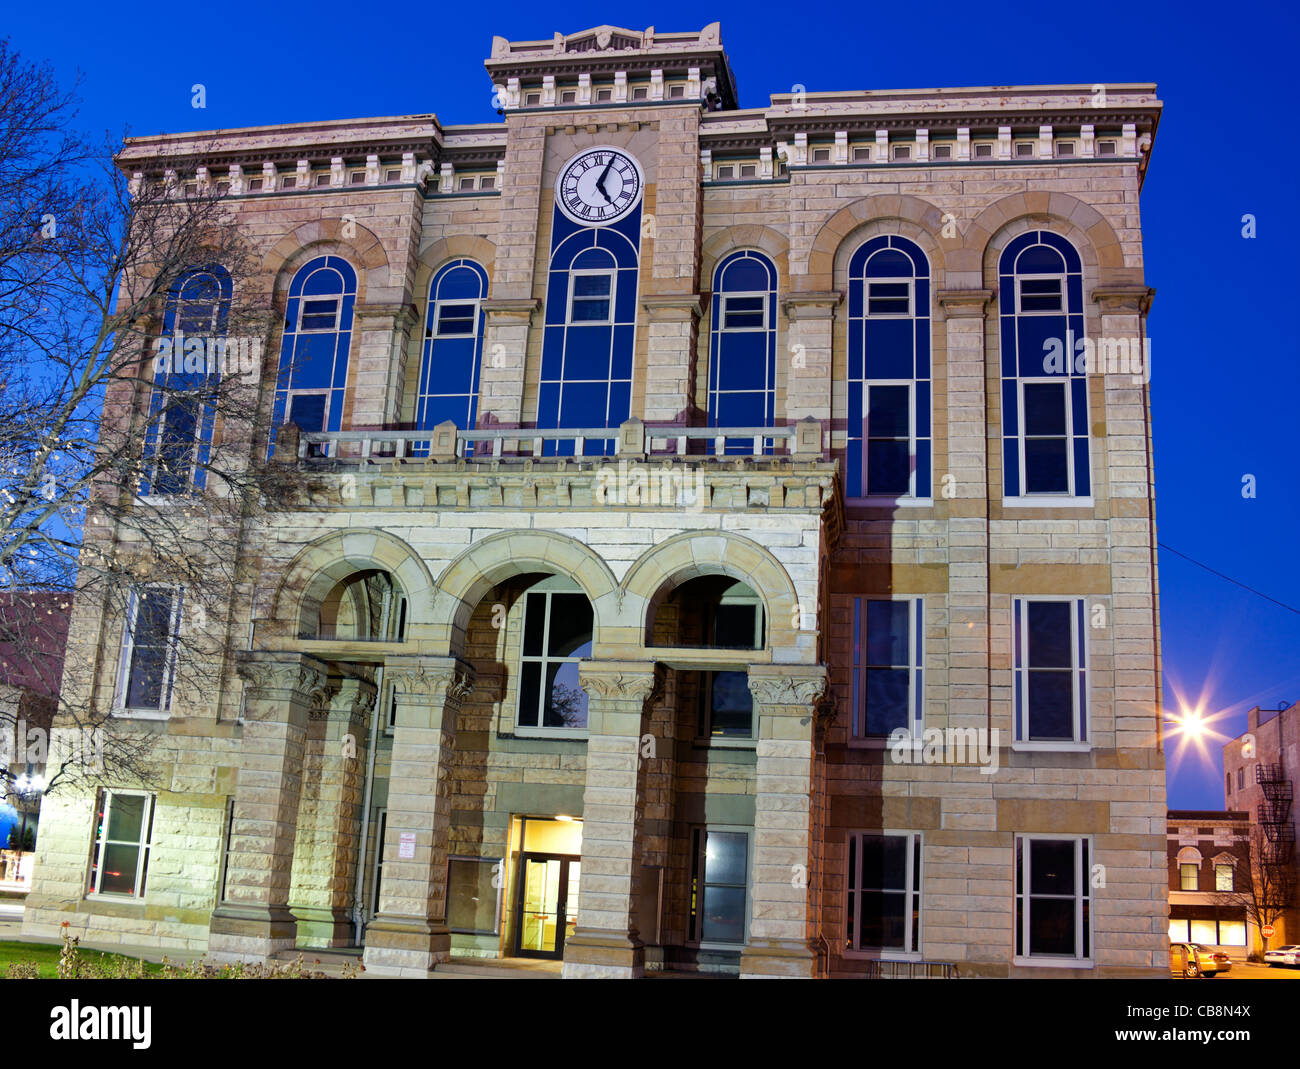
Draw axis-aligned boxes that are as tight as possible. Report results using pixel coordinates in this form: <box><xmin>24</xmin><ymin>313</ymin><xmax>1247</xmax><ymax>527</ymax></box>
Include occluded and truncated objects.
<box><xmin>1096</xmin><ymin>139</ymin><xmax>1117</xmax><ymax>156</ymax></box>
<box><xmin>515</xmin><ymin>585</ymin><xmax>591</xmax><ymax>738</ymax></box>
<box><xmin>851</xmin><ymin>596</ymin><xmax>924</xmax><ymax>743</ymax></box>
<box><xmin>719</xmin><ymin>290</ymin><xmax>769</xmax><ymax>333</ymax></box>
<box><xmin>1013</xmin><ymin>140</ymin><xmax>1036</xmax><ymax>158</ymax></box>
<box><xmin>116</xmin><ymin>586</ymin><xmax>183</xmax><ymax>718</ymax></box>
<box><xmin>972</xmin><ymin>141</ymin><xmax>995</xmax><ymax>159</ymax></box>
<box><xmin>446</xmin><ymin>854</ymin><xmax>505</xmax><ymax>935</ymax></box>
<box><xmin>566</xmin><ymin>269</ymin><xmax>616</xmax><ymax>326</ymax></box>
<box><xmin>861</xmin><ymin>379</ymin><xmax>918</xmax><ymax>501</ymax></box>
<box><xmin>931</xmin><ymin>142</ymin><xmax>953</xmax><ymax>159</ymax></box>
<box><xmin>1014</xmin><ymin>834</ymin><xmax>1094</xmax><ymax>968</ymax></box>
<box><xmin>811</xmin><ymin>147</ymin><xmax>831</xmax><ymax>163</ymax></box>
<box><xmin>1054</xmin><ymin>140</ymin><xmax>1077</xmax><ymax>158</ymax></box>
<box><xmin>688</xmin><ymin>824</ymin><xmax>751</xmax><ymax>950</ymax></box>
<box><xmin>1180</xmin><ymin>862</ymin><xmax>1199</xmax><ymax>890</ymax></box>
<box><xmin>1012</xmin><ymin>596</ymin><xmax>1090</xmax><ymax>750</ymax></box>
<box><xmin>864</xmin><ymin>277</ymin><xmax>914</xmax><ymax>319</ymax></box>
<box><xmin>87</xmin><ymin>789</ymin><xmax>156</xmax><ymax>900</ymax></box>
<box><xmin>1215</xmin><ymin>862</ymin><xmax>1235</xmax><ymax>892</ymax></box>
<box><xmin>297</xmin><ymin>294</ymin><xmax>341</xmax><ymax>333</ymax></box>
<box><xmin>890</xmin><ymin>143</ymin><xmax>913</xmax><ymax>161</ymax></box>
<box><xmin>853</xmin><ymin>145</ymin><xmax>873</xmax><ymax>162</ymax></box>
<box><xmin>1016</xmin><ymin>377</ymin><xmax>1077</xmax><ymax>498</ymax></box>
<box><xmin>844</xmin><ymin>829</ymin><xmax>923</xmax><ymax>960</ymax></box>
<box><xmin>432</xmin><ymin>298</ymin><xmax>482</xmax><ymax>340</ymax></box>
<box><xmin>1014</xmin><ymin>273</ymin><xmax>1065</xmax><ymax>316</ymax></box>
<box><xmin>714</xmin><ymin>163</ymin><xmax>735</xmax><ymax>180</ymax></box>
<box><xmin>283</xmin><ymin>387</ymin><xmax>333</xmax><ymax>457</ymax></box>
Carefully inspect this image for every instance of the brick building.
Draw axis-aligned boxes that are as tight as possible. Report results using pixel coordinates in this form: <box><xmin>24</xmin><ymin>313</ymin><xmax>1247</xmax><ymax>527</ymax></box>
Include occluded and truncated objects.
<box><xmin>1166</xmin><ymin>810</ymin><xmax>1251</xmax><ymax>955</ymax></box>
<box><xmin>23</xmin><ymin>23</ymin><xmax>1167</xmax><ymax>977</ymax></box>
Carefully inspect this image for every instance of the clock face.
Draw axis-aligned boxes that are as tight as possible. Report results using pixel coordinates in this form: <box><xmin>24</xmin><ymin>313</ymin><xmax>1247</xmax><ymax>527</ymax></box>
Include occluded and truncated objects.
<box><xmin>555</xmin><ymin>147</ymin><xmax>644</xmax><ymax>226</ymax></box>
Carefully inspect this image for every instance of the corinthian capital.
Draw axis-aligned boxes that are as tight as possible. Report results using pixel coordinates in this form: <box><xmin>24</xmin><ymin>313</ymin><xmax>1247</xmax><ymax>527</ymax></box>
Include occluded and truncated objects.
<box><xmin>236</xmin><ymin>652</ymin><xmax>332</xmax><ymax>713</ymax></box>
<box><xmin>386</xmin><ymin>657</ymin><xmax>475</xmax><ymax>712</ymax></box>
<box><xmin>578</xmin><ymin>661</ymin><xmax>664</xmax><ymax>707</ymax></box>
<box><xmin>746</xmin><ymin>667</ymin><xmax>828</xmax><ymax>709</ymax></box>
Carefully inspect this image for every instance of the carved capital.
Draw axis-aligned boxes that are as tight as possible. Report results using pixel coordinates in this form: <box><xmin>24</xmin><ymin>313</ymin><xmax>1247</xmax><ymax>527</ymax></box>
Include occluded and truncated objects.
<box><xmin>387</xmin><ymin>658</ymin><xmax>476</xmax><ymax>713</ymax></box>
<box><xmin>746</xmin><ymin>667</ymin><xmax>828</xmax><ymax>709</ymax></box>
<box><xmin>579</xmin><ymin>661</ymin><xmax>664</xmax><ymax>707</ymax></box>
<box><xmin>937</xmin><ymin>288</ymin><xmax>994</xmax><ymax>317</ymax></box>
<box><xmin>236</xmin><ymin>653</ymin><xmax>332</xmax><ymax>716</ymax></box>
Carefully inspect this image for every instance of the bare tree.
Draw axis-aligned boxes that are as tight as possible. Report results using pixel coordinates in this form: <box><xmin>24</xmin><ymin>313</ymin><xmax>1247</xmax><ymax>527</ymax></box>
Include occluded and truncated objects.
<box><xmin>1214</xmin><ymin>824</ymin><xmax>1298</xmax><ymax>955</ymax></box>
<box><xmin>0</xmin><ymin>38</ymin><xmax>289</xmax><ymax>796</ymax></box>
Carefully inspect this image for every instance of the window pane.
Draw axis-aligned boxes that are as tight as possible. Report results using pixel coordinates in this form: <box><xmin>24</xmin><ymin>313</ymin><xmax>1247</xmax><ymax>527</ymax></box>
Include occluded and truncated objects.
<box><xmin>704</xmin><ymin>830</ymin><xmax>748</xmax><ymax>886</ymax></box>
<box><xmin>723</xmin><ymin>295</ymin><xmax>765</xmax><ymax>329</ymax></box>
<box><xmin>522</xmin><ymin>593</ymin><xmax>546</xmax><ymax>657</ymax></box>
<box><xmin>863</xmin><ymin>669</ymin><xmax>909</xmax><ymax>735</ymax></box>
<box><xmin>126</xmin><ymin>592</ymin><xmax>175</xmax><ymax>708</ymax></box>
<box><xmin>1024</xmin><ymin>383</ymin><xmax>1067</xmax><ymax>435</ymax></box>
<box><xmin>860</xmin><ymin>834</ymin><xmax>908</xmax><ymax>890</ymax></box>
<box><xmin>300</xmin><ymin>298</ymin><xmax>338</xmax><ymax>330</ymax></box>
<box><xmin>1189</xmin><ymin>919</ymin><xmax>1219</xmax><ymax>945</ymax></box>
<box><xmin>867</xmin><ymin>385</ymin><xmax>910</xmax><ymax>437</ymax></box>
<box><xmin>436</xmin><ymin>304</ymin><xmax>476</xmax><ymax>335</ymax></box>
<box><xmin>106</xmin><ymin>794</ymin><xmax>146</xmax><ymax>842</ymax></box>
<box><xmin>572</xmin><ymin>274</ymin><xmax>612</xmax><ymax>297</ymax></box>
<box><xmin>287</xmin><ymin>394</ymin><xmax>328</xmax><ymax>434</ymax></box>
<box><xmin>447</xmin><ymin>859</ymin><xmax>499</xmax><ymax>933</ymax></box>
<box><xmin>546</xmin><ymin>594</ymin><xmax>593</xmax><ymax>657</ymax></box>
<box><xmin>544</xmin><ymin>660</ymin><xmax>588</xmax><ymax>729</ymax></box>
<box><xmin>571</xmin><ymin>298</ymin><xmax>611</xmax><ymax>322</ymax></box>
<box><xmin>700</xmin><ymin>886</ymin><xmax>745</xmax><ymax>943</ymax></box>
<box><xmin>1029</xmin><ymin>897</ymin><xmax>1075</xmax><ymax>955</ymax></box>
<box><xmin>1218</xmin><ymin>920</ymin><xmax>1247</xmax><ymax>945</ymax></box>
<box><xmin>99</xmin><ymin>843</ymin><xmax>143</xmax><ymax>895</ymax></box>
<box><xmin>708</xmin><ymin>671</ymin><xmax>752</xmax><ymax>737</ymax></box>
<box><xmin>713</xmin><ymin>603</ymin><xmax>758</xmax><ymax>649</ymax></box>
<box><xmin>1181</xmin><ymin>864</ymin><xmax>1199</xmax><ymax>890</ymax></box>
<box><xmin>1027</xmin><ymin>602</ymin><xmax>1072</xmax><ymax>667</ymax></box>
<box><xmin>866</xmin><ymin>440</ymin><xmax>910</xmax><ymax>495</ymax></box>
<box><xmin>1024</xmin><ymin>439</ymin><xmax>1069</xmax><ymax>493</ymax></box>
<box><xmin>1020</xmin><ymin>278</ymin><xmax>1062</xmax><ymax>312</ymax></box>
<box><xmin>1027</xmin><ymin>671</ymin><xmax>1073</xmax><ymax>738</ymax></box>
<box><xmin>517</xmin><ymin>661</ymin><xmax>542</xmax><ymax>727</ymax></box>
<box><xmin>866</xmin><ymin>601</ymin><xmax>909</xmax><ymax>665</ymax></box>
<box><xmin>1028</xmin><ymin>840</ymin><xmax>1075</xmax><ymax>896</ymax></box>
<box><xmin>859</xmin><ymin>890</ymin><xmax>906</xmax><ymax>948</ymax></box>
<box><xmin>1216</xmin><ymin>865</ymin><xmax>1234</xmax><ymax>891</ymax></box>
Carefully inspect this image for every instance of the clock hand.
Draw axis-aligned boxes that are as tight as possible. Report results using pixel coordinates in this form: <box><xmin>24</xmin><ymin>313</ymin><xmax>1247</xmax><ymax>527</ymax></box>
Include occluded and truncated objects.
<box><xmin>595</xmin><ymin>157</ymin><xmax>615</xmax><ymax>202</ymax></box>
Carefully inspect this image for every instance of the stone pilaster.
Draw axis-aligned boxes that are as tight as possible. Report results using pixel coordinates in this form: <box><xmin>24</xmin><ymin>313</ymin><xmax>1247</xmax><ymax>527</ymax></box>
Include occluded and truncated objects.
<box><xmin>640</xmin><ymin>295</ymin><xmax>701</xmax><ymax>425</ymax></box>
<box><xmin>562</xmin><ymin>661</ymin><xmax>663</xmax><ymax>978</ymax></box>
<box><xmin>939</xmin><ymin>289</ymin><xmax>993</xmax><ymax>739</ymax></box>
<box><xmin>289</xmin><ymin>674</ymin><xmax>376</xmax><ymax>947</ymax></box>
<box><xmin>740</xmin><ymin>665</ymin><xmax>827</xmax><ymax>979</ymax></box>
<box><xmin>349</xmin><ymin>302</ymin><xmax>416</xmax><ymax>429</ymax></box>
<box><xmin>361</xmin><ymin>656</ymin><xmax>473</xmax><ymax>977</ymax></box>
<box><xmin>208</xmin><ymin>651</ymin><xmax>332</xmax><ymax>962</ymax></box>
<box><xmin>478</xmin><ymin>298</ymin><xmax>540</xmax><ymax>431</ymax></box>
<box><xmin>782</xmin><ymin>292</ymin><xmax>841</xmax><ymax>428</ymax></box>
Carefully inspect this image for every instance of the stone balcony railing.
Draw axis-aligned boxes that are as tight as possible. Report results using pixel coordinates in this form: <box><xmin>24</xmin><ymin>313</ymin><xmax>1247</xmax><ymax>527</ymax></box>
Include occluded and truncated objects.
<box><xmin>287</xmin><ymin>417</ymin><xmax>825</xmax><ymax>464</ymax></box>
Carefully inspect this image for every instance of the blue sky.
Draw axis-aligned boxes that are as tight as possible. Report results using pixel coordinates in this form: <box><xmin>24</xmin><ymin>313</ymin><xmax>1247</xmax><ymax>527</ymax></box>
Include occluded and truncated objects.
<box><xmin>8</xmin><ymin>0</ymin><xmax>1297</xmax><ymax>806</ymax></box>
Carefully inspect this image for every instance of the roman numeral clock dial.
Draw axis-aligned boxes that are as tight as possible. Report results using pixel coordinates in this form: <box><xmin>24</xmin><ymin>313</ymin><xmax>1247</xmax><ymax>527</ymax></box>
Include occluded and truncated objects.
<box><xmin>555</xmin><ymin>147</ymin><xmax>644</xmax><ymax>226</ymax></box>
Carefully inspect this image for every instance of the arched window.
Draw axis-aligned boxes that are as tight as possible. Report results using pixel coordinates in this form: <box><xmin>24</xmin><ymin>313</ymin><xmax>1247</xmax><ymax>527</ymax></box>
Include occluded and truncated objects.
<box><xmin>271</xmin><ymin>255</ymin><xmax>357</xmax><ymax>456</ymax></box>
<box><xmin>998</xmin><ymin>232</ymin><xmax>1089</xmax><ymax>499</ymax></box>
<box><xmin>414</xmin><ymin>259</ymin><xmax>487</xmax><ymax>454</ymax></box>
<box><xmin>847</xmin><ymin>237</ymin><xmax>931</xmax><ymax>500</ymax></box>
<box><xmin>537</xmin><ymin>213</ymin><xmax>641</xmax><ymax>456</ymax></box>
<box><xmin>708</xmin><ymin>250</ymin><xmax>777</xmax><ymax>454</ymax></box>
<box><xmin>141</xmin><ymin>266</ymin><xmax>231</xmax><ymax>495</ymax></box>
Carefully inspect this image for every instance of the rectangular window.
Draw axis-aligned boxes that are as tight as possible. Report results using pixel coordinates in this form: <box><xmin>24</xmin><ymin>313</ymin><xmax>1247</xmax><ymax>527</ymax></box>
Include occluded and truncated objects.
<box><xmin>1015</xmin><ymin>836</ymin><xmax>1091</xmax><ymax>962</ymax></box>
<box><xmin>1237</xmin><ymin>768</ymin><xmax>1244</xmax><ymax>790</ymax></box>
<box><xmin>447</xmin><ymin>856</ymin><xmax>503</xmax><ymax>934</ymax></box>
<box><xmin>721</xmin><ymin>293</ymin><xmax>766</xmax><ymax>330</ymax></box>
<box><xmin>596</xmin><ymin>88</ymin><xmax>612</xmax><ymax>102</ymax></box>
<box><xmin>434</xmin><ymin>300</ymin><xmax>479</xmax><ymax>338</ymax></box>
<box><xmin>866</xmin><ymin>279</ymin><xmax>912</xmax><ymax>317</ymax></box>
<box><xmin>852</xmin><ymin>598</ymin><xmax>923</xmax><ymax>738</ymax></box>
<box><xmin>119</xmin><ymin>587</ymin><xmax>182</xmax><ymax>712</ymax></box>
<box><xmin>350</xmin><ymin>171</ymin><xmax>366</xmax><ymax>185</ymax></box>
<box><xmin>739</xmin><ymin>163</ymin><xmax>756</xmax><ymax>179</ymax></box>
<box><xmin>560</xmin><ymin>90</ymin><xmax>576</xmax><ymax>104</ymax></box>
<box><xmin>370</xmin><ymin>808</ymin><xmax>387</xmax><ymax>917</ymax></box>
<box><xmin>862</xmin><ymin>381</ymin><xmax>914</xmax><ymax>497</ymax></box>
<box><xmin>811</xmin><ymin>147</ymin><xmax>831</xmax><ymax>162</ymax></box>
<box><xmin>668</xmin><ymin>84</ymin><xmax>686</xmax><ymax>99</ymax></box>
<box><xmin>1019</xmin><ymin>379</ymin><xmax>1072</xmax><ymax>494</ymax></box>
<box><xmin>932</xmin><ymin>143</ymin><xmax>953</xmax><ymax>159</ymax></box>
<box><xmin>696</xmin><ymin>671</ymin><xmax>754</xmax><ymax>741</ymax></box>
<box><xmin>1218</xmin><ymin>919</ymin><xmax>1247</xmax><ymax>945</ymax></box>
<box><xmin>715</xmin><ymin>164</ymin><xmax>735</xmax><ymax>180</ymax></box>
<box><xmin>1055</xmin><ymin>141</ymin><xmax>1076</xmax><ymax>157</ymax></box>
<box><xmin>299</xmin><ymin>297</ymin><xmax>340</xmax><ymax>332</ymax></box>
<box><xmin>1013</xmin><ymin>598</ymin><xmax>1088</xmax><ymax>743</ymax></box>
<box><xmin>567</xmin><ymin>271</ymin><xmax>614</xmax><ymax>325</ymax></box>
<box><xmin>853</xmin><ymin>145</ymin><xmax>872</xmax><ymax>162</ymax></box>
<box><xmin>281</xmin><ymin>175</ymin><xmax>297</xmax><ymax>190</ymax></box>
<box><xmin>891</xmin><ymin>144</ymin><xmax>912</xmax><ymax>161</ymax></box>
<box><xmin>846</xmin><ymin>831</ymin><xmax>922</xmax><ymax>954</ymax></box>
<box><xmin>1215</xmin><ymin>864</ymin><xmax>1234</xmax><ymax>892</ymax></box>
<box><xmin>1014</xmin><ymin>141</ymin><xmax>1035</xmax><ymax>158</ymax></box>
<box><xmin>973</xmin><ymin>142</ymin><xmax>994</xmax><ymax>158</ymax></box>
<box><xmin>458</xmin><ymin>176</ymin><xmax>476</xmax><ymax>191</ymax></box>
<box><xmin>525</xmin><ymin>92</ymin><xmax>541</xmax><ymax>106</ymax></box>
<box><xmin>246</xmin><ymin>177</ymin><xmax>264</xmax><ymax>192</ymax></box>
<box><xmin>631</xmin><ymin>86</ymin><xmax>648</xmax><ymax>101</ymax></box>
<box><xmin>688</xmin><ymin>827</ymin><xmax>748</xmax><ymax>946</ymax></box>
<box><xmin>1180</xmin><ymin>863</ymin><xmax>1199</xmax><ymax>891</ymax></box>
<box><xmin>314</xmin><ymin>172</ymin><xmax>331</xmax><ymax>187</ymax></box>
<box><xmin>1017</xmin><ymin>275</ymin><xmax>1064</xmax><ymax>314</ymax></box>
<box><xmin>1226</xmin><ymin>772</ymin><xmax>1232</xmax><ymax>795</ymax></box>
<box><xmin>88</xmin><ymin>790</ymin><xmax>155</xmax><ymax>898</ymax></box>
<box><xmin>1096</xmin><ymin>139</ymin><xmax>1117</xmax><ymax>156</ymax></box>
<box><xmin>517</xmin><ymin>590</ymin><xmax>593</xmax><ymax>732</ymax></box>
<box><xmin>385</xmin><ymin>169</ymin><xmax>402</xmax><ymax>183</ymax></box>
<box><xmin>479</xmin><ymin>175</ymin><xmax>496</xmax><ymax>191</ymax></box>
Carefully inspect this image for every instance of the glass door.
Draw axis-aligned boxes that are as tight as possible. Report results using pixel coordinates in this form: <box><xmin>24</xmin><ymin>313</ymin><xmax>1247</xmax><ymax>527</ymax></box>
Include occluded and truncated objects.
<box><xmin>514</xmin><ymin>853</ymin><xmax>580</xmax><ymax>959</ymax></box>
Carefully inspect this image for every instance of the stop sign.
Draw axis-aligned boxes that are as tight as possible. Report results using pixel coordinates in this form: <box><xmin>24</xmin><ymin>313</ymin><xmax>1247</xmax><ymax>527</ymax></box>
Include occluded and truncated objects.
<box><xmin>1263</xmin><ymin>924</ymin><xmax>1276</xmax><ymax>938</ymax></box>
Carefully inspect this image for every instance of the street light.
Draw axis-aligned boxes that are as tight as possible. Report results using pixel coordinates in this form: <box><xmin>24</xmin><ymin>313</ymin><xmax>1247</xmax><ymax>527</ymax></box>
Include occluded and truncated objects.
<box><xmin>11</xmin><ymin>771</ymin><xmax>44</xmax><ymax>854</ymax></box>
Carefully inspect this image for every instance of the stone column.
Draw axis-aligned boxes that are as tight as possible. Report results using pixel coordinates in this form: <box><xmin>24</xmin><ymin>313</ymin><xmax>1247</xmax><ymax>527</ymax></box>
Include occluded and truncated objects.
<box><xmin>740</xmin><ymin>665</ymin><xmax>828</xmax><ymax>979</ymax></box>
<box><xmin>289</xmin><ymin>673</ymin><xmax>376</xmax><ymax>947</ymax></box>
<box><xmin>361</xmin><ymin>656</ymin><xmax>473</xmax><ymax>977</ymax></box>
<box><xmin>208</xmin><ymin>651</ymin><xmax>332</xmax><ymax>962</ymax></box>
<box><xmin>350</xmin><ymin>302</ymin><xmax>415</xmax><ymax>430</ymax></box>
<box><xmin>640</xmin><ymin>296</ymin><xmax>701</xmax><ymax>427</ymax></box>
<box><xmin>477</xmin><ymin>299</ymin><xmax>540</xmax><ymax>432</ymax></box>
<box><xmin>562</xmin><ymin>661</ymin><xmax>662</xmax><ymax>979</ymax></box>
<box><xmin>938</xmin><ymin>289</ymin><xmax>993</xmax><ymax>740</ymax></box>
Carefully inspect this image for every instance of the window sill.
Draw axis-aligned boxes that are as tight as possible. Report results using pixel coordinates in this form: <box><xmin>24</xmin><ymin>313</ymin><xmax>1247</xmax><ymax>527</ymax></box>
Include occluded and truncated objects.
<box><xmin>1012</xmin><ymin>956</ymin><xmax>1094</xmax><ymax>970</ymax></box>
<box><xmin>1002</xmin><ymin>496</ymin><xmax>1095</xmax><ymax>509</ymax></box>
<box><xmin>693</xmin><ymin>737</ymin><xmax>757</xmax><ymax>750</ymax></box>
<box><xmin>85</xmin><ymin>893</ymin><xmax>147</xmax><ymax>907</ymax></box>
<box><xmin>849</xmin><ymin>497</ymin><xmax>935</xmax><ymax>509</ymax></box>
<box><xmin>842</xmin><ymin>949</ymin><xmax>922</xmax><ymax>962</ymax></box>
<box><xmin>1011</xmin><ymin>741</ymin><xmax>1091</xmax><ymax>753</ymax></box>
<box><xmin>513</xmin><ymin>727</ymin><xmax>589</xmax><ymax>741</ymax></box>
<box><xmin>112</xmin><ymin>707</ymin><xmax>171</xmax><ymax>722</ymax></box>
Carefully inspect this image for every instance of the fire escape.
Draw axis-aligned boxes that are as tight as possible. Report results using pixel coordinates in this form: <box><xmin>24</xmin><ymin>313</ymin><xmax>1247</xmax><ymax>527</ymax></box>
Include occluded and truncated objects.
<box><xmin>1256</xmin><ymin>764</ymin><xmax>1295</xmax><ymax>866</ymax></box>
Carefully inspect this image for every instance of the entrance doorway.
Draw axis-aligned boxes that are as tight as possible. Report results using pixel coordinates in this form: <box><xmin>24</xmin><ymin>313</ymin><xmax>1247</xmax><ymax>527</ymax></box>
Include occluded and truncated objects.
<box><xmin>513</xmin><ymin>852</ymin><xmax>580</xmax><ymax>958</ymax></box>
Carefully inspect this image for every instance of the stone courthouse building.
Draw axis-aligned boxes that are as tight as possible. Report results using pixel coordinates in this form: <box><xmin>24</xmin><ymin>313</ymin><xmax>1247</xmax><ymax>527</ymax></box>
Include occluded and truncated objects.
<box><xmin>23</xmin><ymin>24</ymin><xmax>1168</xmax><ymax>977</ymax></box>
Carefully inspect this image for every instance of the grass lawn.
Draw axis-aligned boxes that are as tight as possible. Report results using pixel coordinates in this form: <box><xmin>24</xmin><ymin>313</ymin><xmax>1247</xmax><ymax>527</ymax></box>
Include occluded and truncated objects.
<box><xmin>0</xmin><ymin>940</ymin><xmax>165</xmax><ymax>978</ymax></box>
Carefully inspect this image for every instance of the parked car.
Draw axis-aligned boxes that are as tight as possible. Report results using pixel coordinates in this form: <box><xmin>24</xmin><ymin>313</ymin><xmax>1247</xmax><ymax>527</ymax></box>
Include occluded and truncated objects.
<box><xmin>1170</xmin><ymin>942</ymin><xmax>1226</xmax><ymax>977</ymax></box>
<box><xmin>1264</xmin><ymin>945</ymin><xmax>1300</xmax><ymax>967</ymax></box>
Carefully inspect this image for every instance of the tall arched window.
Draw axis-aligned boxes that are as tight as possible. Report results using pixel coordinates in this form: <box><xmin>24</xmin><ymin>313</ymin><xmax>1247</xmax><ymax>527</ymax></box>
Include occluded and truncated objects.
<box><xmin>271</xmin><ymin>255</ymin><xmax>357</xmax><ymax>456</ymax></box>
<box><xmin>708</xmin><ymin>250</ymin><xmax>777</xmax><ymax>455</ymax></box>
<box><xmin>141</xmin><ymin>265</ymin><xmax>231</xmax><ymax>495</ymax></box>
<box><xmin>997</xmin><ymin>232</ymin><xmax>1089</xmax><ymax>499</ymax></box>
<box><xmin>415</xmin><ymin>259</ymin><xmax>487</xmax><ymax>455</ymax></box>
<box><xmin>847</xmin><ymin>237</ymin><xmax>931</xmax><ymax>500</ymax></box>
<box><xmin>538</xmin><ymin>212</ymin><xmax>641</xmax><ymax>456</ymax></box>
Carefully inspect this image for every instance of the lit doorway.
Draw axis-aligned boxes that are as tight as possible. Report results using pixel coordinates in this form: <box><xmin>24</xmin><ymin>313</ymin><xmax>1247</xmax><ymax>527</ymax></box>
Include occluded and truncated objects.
<box><xmin>509</xmin><ymin>816</ymin><xmax>582</xmax><ymax>960</ymax></box>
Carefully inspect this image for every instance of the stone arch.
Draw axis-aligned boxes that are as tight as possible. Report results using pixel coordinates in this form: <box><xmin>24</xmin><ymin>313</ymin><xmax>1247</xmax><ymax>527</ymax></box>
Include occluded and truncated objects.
<box><xmin>966</xmin><ymin>191</ymin><xmax>1128</xmax><ymax>283</ymax></box>
<box><xmin>268</xmin><ymin>527</ymin><xmax>435</xmax><ymax>639</ymax></box>
<box><xmin>1176</xmin><ymin>846</ymin><xmax>1203</xmax><ymax>866</ymax></box>
<box><xmin>805</xmin><ymin>194</ymin><xmax>953</xmax><ymax>291</ymax></box>
<box><xmin>431</xmin><ymin>529</ymin><xmax>621</xmax><ymax>654</ymax></box>
<box><xmin>414</xmin><ymin>235</ymin><xmax>497</xmax><ymax>299</ymax></box>
<box><xmin>264</xmin><ymin>219</ymin><xmax>392</xmax><ymax>302</ymax></box>
<box><xmin>620</xmin><ymin>530</ymin><xmax>804</xmax><ymax>655</ymax></box>
<box><xmin>700</xmin><ymin>225</ymin><xmax>790</xmax><ymax>289</ymax></box>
